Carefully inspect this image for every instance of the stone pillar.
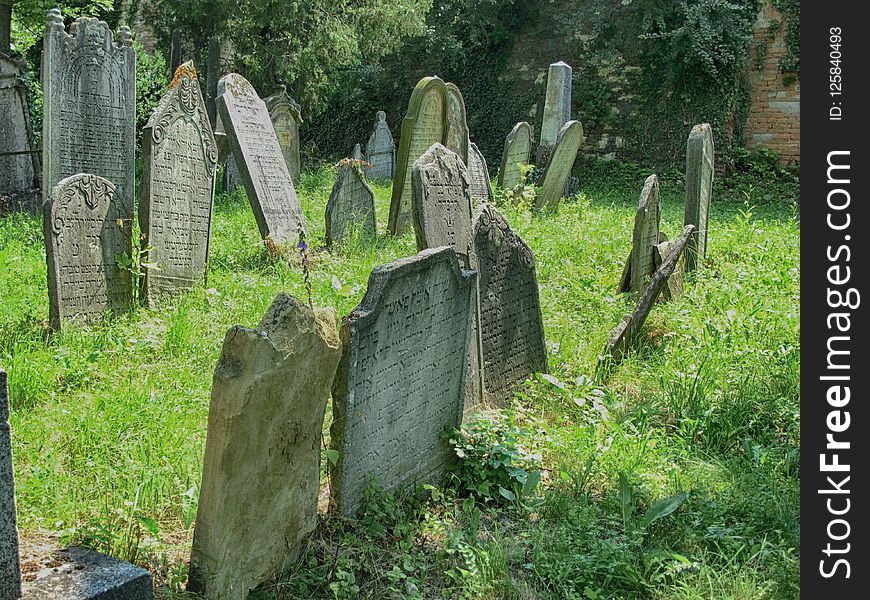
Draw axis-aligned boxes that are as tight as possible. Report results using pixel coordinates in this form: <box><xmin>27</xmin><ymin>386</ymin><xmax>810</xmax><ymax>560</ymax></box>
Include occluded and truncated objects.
<box><xmin>536</xmin><ymin>61</ymin><xmax>572</xmax><ymax>165</ymax></box>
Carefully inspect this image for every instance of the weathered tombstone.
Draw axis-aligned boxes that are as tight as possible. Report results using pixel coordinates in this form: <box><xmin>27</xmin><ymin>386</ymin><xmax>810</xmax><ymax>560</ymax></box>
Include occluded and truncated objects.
<box><xmin>217</xmin><ymin>73</ymin><xmax>308</xmax><ymax>244</ymax></box>
<box><xmin>654</xmin><ymin>237</ymin><xmax>684</xmax><ymax>301</ymax></box>
<box><xmin>351</xmin><ymin>143</ymin><xmax>363</xmax><ymax>161</ymax></box>
<box><xmin>498</xmin><ymin>121</ymin><xmax>532</xmax><ymax>192</ymax></box>
<box><xmin>41</xmin><ymin>9</ymin><xmax>136</xmax><ymax>220</ymax></box>
<box><xmin>263</xmin><ymin>86</ymin><xmax>302</xmax><ymax>183</ymax></box>
<box><xmin>472</xmin><ymin>204</ymin><xmax>548</xmax><ymax>405</ymax></box>
<box><xmin>364</xmin><ymin>110</ymin><xmax>395</xmax><ymax>179</ymax></box>
<box><xmin>0</xmin><ymin>52</ymin><xmax>40</xmax><ymax>214</ymax></box>
<box><xmin>536</xmin><ymin>61</ymin><xmax>572</xmax><ymax>165</ymax></box>
<box><xmin>44</xmin><ymin>174</ymin><xmax>132</xmax><ymax>330</ymax></box>
<box><xmin>684</xmin><ymin>123</ymin><xmax>714</xmax><ymax>272</ymax></box>
<box><xmin>189</xmin><ymin>294</ymin><xmax>342</xmax><ymax>600</ymax></box>
<box><xmin>1</xmin><ymin>369</ymin><xmax>21</xmax><ymax>600</ymax></box>
<box><xmin>326</xmin><ymin>162</ymin><xmax>376</xmax><ymax>247</ymax></box>
<box><xmin>329</xmin><ymin>247</ymin><xmax>477</xmax><ymax>516</ymax></box>
<box><xmin>139</xmin><ymin>61</ymin><xmax>218</xmax><ymax>304</ymax></box>
<box><xmin>467</xmin><ymin>142</ymin><xmax>493</xmax><ymax>201</ymax></box>
<box><xmin>388</xmin><ymin>76</ymin><xmax>448</xmax><ymax>235</ymax></box>
<box><xmin>617</xmin><ymin>175</ymin><xmax>661</xmax><ymax>295</ymax></box>
<box><xmin>534</xmin><ymin>120</ymin><xmax>584</xmax><ymax>212</ymax></box>
<box><xmin>445</xmin><ymin>82</ymin><xmax>469</xmax><ymax>165</ymax></box>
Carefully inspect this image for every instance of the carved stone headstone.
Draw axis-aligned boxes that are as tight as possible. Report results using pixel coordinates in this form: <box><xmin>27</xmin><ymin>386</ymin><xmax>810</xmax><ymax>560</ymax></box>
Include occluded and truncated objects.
<box><xmin>498</xmin><ymin>121</ymin><xmax>532</xmax><ymax>192</ymax></box>
<box><xmin>536</xmin><ymin>61</ymin><xmax>572</xmax><ymax>164</ymax></box>
<box><xmin>41</xmin><ymin>9</ymin><xmax>136</xmax><ymax>220</ymax></box>
<box><xmin>189</xmin><ymin>294</ymin><xmax>342</xmax><ymax>600</ymax></box>
<box><xmin>617</xmin><ymin>175</ymin><xmax>661</xmax><ymax>295</ymax></box>
<box><xmin>472</xmin><ymin>204</ymin><xmax>548</xmax><ymax>405</ymax></box>
<box><xmin>389</xmin><ymin>76</ymin><xmax>448</xmax><ymax>235</ymax></box>
<box><xmin>44</xmin><ymin>174</ymin><xmax>132</xmax><ymax>330</ymax></box>
<box><xmin>364</xmin><ymin>110</ymin><xmax>395</xmax><ymax>179</ymax></box>
<box><xmin>534</xmin><ymin>120</ymin><xmax>584</xmax><ymax>212</ymax></box>
<box><xmin>326</xmin><ymin>162</ymin><xmax>376</xmax><ymax>247</ymax></box>
<box><xmin>467</xmin><ymin>142</ymin><xmax>493</xmax><ymax>201</ymax></box>
<box><xmin>0</xmin><ymin>52</ymin><xmax>40</xmax><ymax>214</ymax></box>
<box><xmin>351</xmin><ymin>143</ymin><xmax>363</xmax><ymax>161</ymax></box>
<box><xmin>445</xmin><ymin>82</ymin><xmax>469</xmax><ymax>165</ymax></box>
<box><xmin>263</xmin><ymin>87</ymin><xmax>302</xmax><ymax>183</ymax></box>
<box><xmin>329</xmin><ymin>248</ymin><xmax>477</xmax><ymax>516</ymax></box>
<box><xmin>140</xmin><ymin>61</ymin><xmax>217</xmax><ymax>304</ymax></box>
<box><xmin>217</xmin><ymin>73</ymin><xmax>308</xmax><ymax>244</ymax></box>
<box><xmin>1</xmin><ymin>369</ymin><xmax>21</xmax><ymax>600</ymax></box>
<box><xmin>684</xmin><ymin>123</ymin><xmax>714</xmax><ymax>272</ymax></box>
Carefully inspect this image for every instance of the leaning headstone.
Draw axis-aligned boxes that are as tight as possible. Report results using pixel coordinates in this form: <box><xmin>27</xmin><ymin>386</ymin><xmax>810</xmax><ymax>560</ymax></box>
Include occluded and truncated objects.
<box><xmin>388</xmin><ymin>76</ymin><xmax>448</xmax><ymax>235</ymax></box>
<box><xmin>326</xmin><ymin>162</ymin><xmax>376</xmax><ymax>247</ymax></box>
<box><xmin>1</xmin><ymin>369</ymin><xmax>21</xmax><ymax>600</ymax></box>
<box><xmin>536</xmin><ymin>61</ymin><xmax>572</xmax><ymax>165</ymax></box>
<box><xmin>445</xmin><ymin>82</ymin><xmax>469</xmax><ymax>165</ymax></box>
<box><xmin>498</xmin><ymin>121</ymin><xmax>532</xmax><ymax>192</ymax></box>
<box><xmin>364</xmin><ymin>110</ymin><xmax>395</xmax><ymax>179</ymax></box>
<box><xmin>217</xmin><ymin>73</ymin><xmax>308</xmax><ymax>244</ymax></box>
<box><xmin>44</xmin><ymin>174</ymin><xmax>132</xmax><ymax>330</ymax></box>
<box><xmin>534</xmin><ymin>120</ymin><xmax>584</xmax><ymax>211</ymax></box>
<box><xmin>41</xmin><ymin>9</ymin><xmax>136</xmax><ymax>219</ymax></box>
<box><xmin>0</xmin><ymin>52</ymin><xmax>40</xmax><ymax>214</ymax></box>
<box><xmin>139</xmin><ymin>61</ymin><xmax>218</xmax><ymax>305</ymax></box>
<box><xmin>617</xmin><ymin>175</ymin><xmax>661</xmax><ymax>295</ymax></box>
<box><xmin>189</xmin><ymin>294</ymin><xmax>342</xmax><ymax>600</ymax></box>
<box><xmin>472</xmin><ymin>204</ymin><xmax>548</xmax><ymax>405</ymax></box>
<box><xmin>351</xmin><ymin>143</ymin><xmax>363</xmax><ymax>161</ymax></box>
<box><xmin>467</xmin><ymin>142</ymin><xmax>493</xmax><ymax>201</ymax></box>
<box><xmin>684</xmin><ymin>123</ymin><xmax>714</xmax><ymax>272</ymax></box>
<box><xmin>263</xmin><ymin>86</ymin><xmax>302</xmax><ymax>183</ymax></box>
<box><xmin>329</xmin><ymin>248</ymin><xmax>477</xmax><ymax>516</ymax></box>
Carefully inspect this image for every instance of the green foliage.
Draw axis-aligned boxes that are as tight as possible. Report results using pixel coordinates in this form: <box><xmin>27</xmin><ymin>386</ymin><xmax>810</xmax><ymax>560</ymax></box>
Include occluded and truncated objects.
<box><xmin>9</xmin><ymin>0</ymin><xmax>115</xmax><ymax>54</ymax></box>
<box><xmin>771</xmin><ymin>0</ymin><xmax>799</xmax><ymax>76</ymax></box>
<box><xmin>134</xmin><ymin>41</ymin><xmax>168</xmax><ymax>150</ymax></box>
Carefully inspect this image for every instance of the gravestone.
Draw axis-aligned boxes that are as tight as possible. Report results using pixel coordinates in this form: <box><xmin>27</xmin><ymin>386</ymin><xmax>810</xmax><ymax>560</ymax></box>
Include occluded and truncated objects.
<box><xmin>326</xmin><ymin>162</ymin><xmax>376</xmax><ymax>247</ymax></box>
<box><xmin>217</xmin><ymin>73</ymin><xmax>308</xmax><ymax>244</ymax></box>
<box><xmin>44</xmin><ymin>174</ymin><xmax>132</xmax><ymax>330</ymax></box>
<box><xmin>467</xmin><ymin>142</ymin><xmax>493</xmax><ymax>201</ymax></box>
<box><xmin>189</xmin><ymin>294</ymin><xmax>342</xmax><ymax>600</ymax></box>
<box><xmin>473</xmin><ymin>204</ymin><xmax>548</xmax><ymax>405</ymax></box>
<box><xmin>536</xmin><ymin>61</ymin><xmax>572</xmax><ymax>165</ymax></box>
<box><xmin>41</xmin><ymin>9</ymin><xmax>136</xmax><ymax>221</ymax></box>
<box><xmin>498</xmin><ymin>121</ymin><xmax>532</xmax><ymax>192</ymax></box>
<box><xmin>534</xmin><ymin>120</ymin><xmax>584</xmax><ymax>212</ymax></box>
<box><xmin>617</xmin><ymin>175</ymin><xmax>661</xmax><ymax>295</ymax></box>
<box><xmin>0</xmin><ymin>52</ymin><xmax>40</xmax><ymax>214</ymax></box>
<box><xmin>329</xmin><ymin>248</ymin><xmax>477</xmax><ymax>516</ymax></box>
<box><xmin>388</xmin><ymin>76</ymin><xmax>448</xmax><ymax>235</ymax></box>
<box><xmin>364</xmin><ymin>110</ymin><xmax>395</xmax><ymax>179</ymax></box>
<box><xmin>654</xmin><ymin>238</ymin><xmax>684</xmax><ymax>301</ymax></box>
<box><xmin>140</xmin><ymin>61</ymin><xmax>218</xmax><ymax>304</ymax></box>
<box><xmin>351</xmin><ymin>143</ymin><xmax>363</xmax><ymax>161</ymax></box>
<box><xmin>1</xmin><ymin>369</ymin><xmax>21</xmax><ymax>600</ymax></box>
<box><xmin>684</xmin><ymin>123</ymin><xmax>714</xmax><ymax>272</ymax></box>
<box><xmin>263</xmin><ymin>86</ymin><xmax>302</xmax><ymax>183</ymax></box>
<box><xmin>445</xmin><ymin>82</ymin><xmax>469</xmax><ymax>165</ymax></box>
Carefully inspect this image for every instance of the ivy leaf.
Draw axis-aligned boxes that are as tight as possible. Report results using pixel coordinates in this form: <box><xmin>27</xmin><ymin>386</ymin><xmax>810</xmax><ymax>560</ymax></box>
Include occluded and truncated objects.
<box><xmin>324</xmin><ymin>449</ymin><xmax>340</xmax><ymax>466</ymax></box>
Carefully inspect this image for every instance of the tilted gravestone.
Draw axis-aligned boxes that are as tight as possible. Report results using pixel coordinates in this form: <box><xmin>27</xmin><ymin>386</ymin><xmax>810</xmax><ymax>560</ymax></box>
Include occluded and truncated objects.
<box><xmin>1</xmin><ymin>369</ymin><xmax>21</xmax><ymax>600</ymax></box>
<box><xmin>684</xmin><ymin>123</ymin><xmax>714</xmax><ymax>272</ymax></box>
<box><xmin>536</xmin><ymin>61</ymin><xmax>572</xmax><ymax>165</ymax></box>
<box><xmin>473</xmin><ymin>204</ymin><xmax>548</xmax><ymax>405</ymax></box>
<box><xmin>467</xmin><ymin>142</ymin><xmax>493</xmax><ymax>201</ymax></box>
<box><xmin>329</xmin><ymin>248</ymin><xmax>477</xmax><ymax>515</ymax></box>
<box><xmin>617</xmin><ymin>175</ymin><xmax>661</xmax><ymax>295</ymax></box>
<box><xmin>364</xmin><ymin>110</ymin><xmax>395</xmax><ymax>179</ymax></box>
<box><xmin>388</xmin><ymin>76</ymin><xmax>448</xmax><ymax>235</ymax></box>
<box><xmin>654</xmin><ymin>237</ymin><xmax>685</xmax><ymax>301</ymax></box>
<box><xmin>44</xmin><ymin>174</ymin><xmax>132</xmax><ymax>330</ymax></box>
<box><xmin>140</xmin><ymin>61</ymin><xmax>218</xmax><ymax>304</ymax></box>
<box><xmin>326</xmin><ymin>162</ymin><xmax>376</xmax><ymax>247</ymax></box>
<box><xmin>217</xmin><ymin>73</ymin><xmax>308</xmax><ymax>244</ymax></box>
<box><xmin>498</xmin><ymin>121</ymin><xmax>532</xmax><ymax>192</ymax></box>
<box><xmin>534</xmin><ymin>120</ymin><xmax>584</xmax><ymax>212</ymax></box>
<box><xmin>445</xmin><ymin>82</ymin><xmax>470</xmax><ymax>165</ymax></box>
<box><xmin>41</xmin><ymin>9</ymin><xmax>135</xmax><ymax>220</ymax></box>
<box><xmin>0</xmin><ymin>52</ymin><xmax>40</xmax><ymax>214</ymax></box>
<box><xmin>263</xmin><ymin>86</ymin><xmax>302</xmax><ymax>184</ymax></box>
<box><xmin>189</xmin><ymin>294</ymin><xmax>342</xmax><ymax>600</ymax></box>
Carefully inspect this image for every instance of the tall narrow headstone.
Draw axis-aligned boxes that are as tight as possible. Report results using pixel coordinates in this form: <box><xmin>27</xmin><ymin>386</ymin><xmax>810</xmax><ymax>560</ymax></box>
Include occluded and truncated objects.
<box><xmin>467</xmin><ymin>141</ymin><xmax>493</xmax><ymax>201</ymax></box>
<box><xmin>44</xmin><ymin>174</ymin><xmax>132</xmax><ymax>330</ymax></box>
<box><xmin>0</xmin><ymin>52</ymin><xmax>39</xmax><ymax>214</ymax></box>
<box><xmin>263</xmin><ymin>86</ymin><xmax>302</xmax><ymax>183</ymax></box>
<box><xmin>534</xmin><ymin>120</ymin><xmax>584</xmax><ymax>212</ymax></box>
<box><xmin>140</xmin><ymin>61</ymin><xmax>218</xmax><ymax>304</ymax></box>
<box><xmin>350</xmin><ymin>143</ymin><xmax>363</xmax><ymax>161</ymax></box>
<box><xmin>41</xmin><ymin>9</ymin><xmax>136</xmax><ymax>219</ymax></box>
<box><xmin>445</xmin><ymin>82</ymin><xmax>469</xmax><ymax>165</ymax></box>
<box><xmin>326</xmin><ymin>162</ymin><xmax>376</xmax><ymax>247</ymax></box>
<box><xmin>329</xmin><ymin>248</ymin><xmax>477</xmax><ymax>516</ymax></box>
<box><xmin>364</xmin><ymin>110</ymin><xmax>395</xmax><ymax>179</ymax></box>
<box><xmin>536</xmin><ymin>61</ymin><xmax>572</xmax><ymax>164</ymax></box>
<box><xmin>1</xmin><ymin>369</ymin><xmax>21</xmax><ymax>600</ymax></box>
<box><xmin>498</xmin><ymin>122</ymin><xmax>532</xmax><ymax>191</ymax></box>
<box><xmin>617</xmin><ymin>175</ymin><xmax>661</xmax><ymax>295</ymax></box>
<box><xmin>388</xmin><ymin>76</ymin><xmax>448</xmax><ymax>235</ymax></box>
<box><xmin>217</xmin><ymin>73</ymin><xmax>308</xmax><ymax>244</ymax></box>
<box><xmin>684</xmin><ymin>123</ymin><xmax>714</xmax><ymax>272</ymax></box>
<box><xmin>189</xmin><ymin>294</ymin><xmax>342</xmax><ymax>600</ymax></box>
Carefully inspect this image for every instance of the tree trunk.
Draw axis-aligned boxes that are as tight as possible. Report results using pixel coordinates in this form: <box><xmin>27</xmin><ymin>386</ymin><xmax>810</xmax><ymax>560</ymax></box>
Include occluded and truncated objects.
<box><xmin>0</xmin><ymin>0</ymin><xmax>13</xmax><ymax>54</ymax></box>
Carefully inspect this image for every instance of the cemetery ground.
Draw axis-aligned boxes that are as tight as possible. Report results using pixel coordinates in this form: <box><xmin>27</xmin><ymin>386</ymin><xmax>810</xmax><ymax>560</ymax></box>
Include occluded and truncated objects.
<box><xmin>0</xmin><ymin>160</ymin><xmax>799</xmax><ymax>599</ymax></box>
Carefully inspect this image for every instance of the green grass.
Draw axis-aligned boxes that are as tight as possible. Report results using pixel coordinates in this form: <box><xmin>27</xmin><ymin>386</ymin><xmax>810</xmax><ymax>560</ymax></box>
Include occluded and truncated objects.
<box><xmin>0</xmin><ymin>161</ymin><xmax>799</xmax><ymax>598</ymax></box>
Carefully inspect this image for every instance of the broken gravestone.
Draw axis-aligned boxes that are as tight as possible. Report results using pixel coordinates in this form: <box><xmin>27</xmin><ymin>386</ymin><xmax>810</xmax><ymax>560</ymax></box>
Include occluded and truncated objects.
<box><xmin>498</xmin><ymin>121</ymin><xmax>532</xmax><ymax>192</ymax></box>
<box><xmin>534</xmin><ymin>120</ymin><xmax>584</xmax><ymax>212</ymax></box>
<box><xmin>467</xmin><ymin>142</ymin><xmax>493</xmax><ymax>202</ymax></box>
<box><xmin>364</xmin><ymin>110</ymin><xmax>395</xmax><ymax>179</ymax></box>
<box><xmin>1</xmin><ymin>369</ymin><xmax>21</xmax><ymax>600</ymax></box>
<box><xmin>0</xmin><ymin>52</ymin><xmax>40</xmax><ymax>214</ymax></box>
<box><xmin>536</xmin><ymin>61</ymin><xmax>572</xmax><ymax>165</ymax></box>
<box><xmin>684</xmin><ymin>123</ymin><xmax>714</xmax><ymax>272</ymax></box>
<box><xmin>264</xmin><ymin>86</ymin><xmax>302</xmax><ymax>183</ymax></box>
<box><xmin>329</xmin><ymin>248</ymin><xmax>477</xmax><ymax>516</ymax></box>
<box><xmin>445</xmin><ymin>82</ymin><xmax>470</xmax><ymax>165</ymax></box>
<box><xmin>189</xmin><ymin>294</ymin><xmax>342</xmax><ymax>600</ymax></box>
<box><xmin>326</xmin><ymin>162</ymin><xmax>376</xmax><ymax>247</ymax></box>
<box><xmin>617</xmin><ymin>174</ymin><xmax>661</xmax><ymax>295</ymax></box>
